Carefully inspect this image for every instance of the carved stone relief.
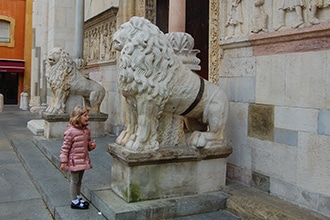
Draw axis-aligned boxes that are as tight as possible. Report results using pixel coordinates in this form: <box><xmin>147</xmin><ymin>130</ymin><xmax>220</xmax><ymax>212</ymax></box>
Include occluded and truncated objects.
<box><xmin>145</xmin><ymin>0</ymin><xmax>157</xmax><ymax>23</ymax></box>
<box><xmin>251</xmin><ymin>0</ymin><xmax>268</xmax><ymax>33</ymax></box>
<box><xmin>308</xmin><ymin>0</ymin><xmax>330</xmax><ymax>25</ymax></box>
<box><xmin>128</xmin><ymin>1</ymin><xmax>330</xmax><ymax>84</ymax></box>
<box><xmin>83</xmin><ymin>7</ymin><xmax>118</xmax><ymax>63</ymax></box>
<box><xmin>275</xmin><ymin>0</ymin><xmax>305</xmax><ymax>31</ymax></box>
<box><xmin>117</xmin><ymin>0</ymin><xmax>156</xmax><ymax>26</ymax></box>
<box><xmin>219</xmin><ymin>0</ymin><xmax>330</xmax><ymax>41</ymax></box>
<box><xmin>165</xmin><ymin>32</ymin><xmax>201</xmax><ymax>71</ymax></box>
<box><xmin>135</xmin><ymin>0</ymin><xmax>156</xmax><ymax>23</ymax></box>
<box><xmin>209</xmin><ymin>0</ymin><xmax>222</xmax><ymax>84</ymax></box>
<box><xmin>225</xmin><ymin>0</ymin><xmax>244</xmax><ymax>39</ymax></box>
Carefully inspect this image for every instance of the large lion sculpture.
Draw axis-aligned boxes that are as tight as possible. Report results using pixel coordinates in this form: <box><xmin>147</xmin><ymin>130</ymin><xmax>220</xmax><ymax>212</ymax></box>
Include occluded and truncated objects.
<box><xmin>45</xmin><ymin>47</ymin><xmax>105</xmax><ymax>114</ymax></box>
<box><xmin>113</xmin><ymin>17</ymin><xmax>229</xmax><ymax>151</ymax></box>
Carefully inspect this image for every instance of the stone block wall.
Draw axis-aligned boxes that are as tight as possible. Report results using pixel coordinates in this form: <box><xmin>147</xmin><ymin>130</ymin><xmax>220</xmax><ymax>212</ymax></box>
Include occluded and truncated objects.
<box><xmin>218</xmin><ymin>1</ymin><xmax>330</xmax><ymax>216</ymax></box>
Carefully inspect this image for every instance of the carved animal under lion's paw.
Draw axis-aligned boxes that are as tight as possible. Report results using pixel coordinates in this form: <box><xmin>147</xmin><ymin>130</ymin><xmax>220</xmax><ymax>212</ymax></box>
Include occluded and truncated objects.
<box><xmin>113</xmin><ymin>16</ymin><xmax>229</xmax><ymax>151</ymax></box>
<box><xmin>45</xmin><ymin>47</ymin><xmax>105</xmax><ymax>114</ymax></box>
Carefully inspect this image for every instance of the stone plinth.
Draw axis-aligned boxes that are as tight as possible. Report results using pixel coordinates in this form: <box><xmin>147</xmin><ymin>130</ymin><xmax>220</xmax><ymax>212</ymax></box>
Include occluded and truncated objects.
<box><xmin>108</xmin><ymin>143</ymin><xmax>233</xmax><ymax>203</ymax></box>
<box><xmin>27</xmin><ymin>119</ymin><xmax>44</xmax><ymax>136</ymax></box>
<box><xmin>42</xmin><ymin>112</ymin><xmax>108</xmax><ymax>139</ymax></box>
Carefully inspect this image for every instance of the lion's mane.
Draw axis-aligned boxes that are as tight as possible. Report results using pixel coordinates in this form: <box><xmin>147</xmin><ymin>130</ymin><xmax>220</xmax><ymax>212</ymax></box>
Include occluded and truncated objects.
<box><xmin>45</xmin><ymin>47</ymin><xmax>105</xmax><ymax>114</ymax></box>
<box><xmin>45</xmin><ymin>48</ymin><xmax>74</xmax><ymax>100</ymax></box>
<box><xmin>118</xmin><ymin>17</ymin><xmax>182</xmax><ymax>105</ymax></box>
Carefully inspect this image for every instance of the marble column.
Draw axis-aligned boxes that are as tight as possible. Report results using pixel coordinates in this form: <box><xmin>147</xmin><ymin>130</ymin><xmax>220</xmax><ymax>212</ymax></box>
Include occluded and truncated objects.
<box><xmin>118</xmin><ymin>0</ymin><xmax>135</xmax><ymax>26</ymax></box>
<box><xmin>75</xmin><ymin>0</ymin><xmax>84</xmax><ymax>60</ymax></box>
<box><xmin>168</xmin><ymin>0</ymin><xmax>186</xmax><ymax>32</ymax></box>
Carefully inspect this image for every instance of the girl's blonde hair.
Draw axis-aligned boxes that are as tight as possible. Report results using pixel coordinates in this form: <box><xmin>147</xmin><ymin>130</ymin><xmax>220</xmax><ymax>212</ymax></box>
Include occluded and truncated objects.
<box><xmin>69</xmin><ymin>106</ymin><xmax>89</xmax><ymax>125</ymax></box>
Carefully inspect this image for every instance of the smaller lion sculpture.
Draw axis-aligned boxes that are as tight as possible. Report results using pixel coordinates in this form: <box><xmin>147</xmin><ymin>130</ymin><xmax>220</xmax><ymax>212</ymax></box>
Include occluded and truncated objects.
<box><xmin>113</xmin><ymin>17</ymin><xmax>229</xmax><ymax>151</ymax></box>
<box><xmin>45</xmin><ymin>47</ymin><xmax>105</xmax><ymax>114</ymax></box>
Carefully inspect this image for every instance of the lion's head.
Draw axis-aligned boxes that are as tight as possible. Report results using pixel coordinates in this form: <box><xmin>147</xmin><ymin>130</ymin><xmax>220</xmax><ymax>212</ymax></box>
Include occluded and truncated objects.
<box><xmin>46</xmin><ymin>47</ymin><xmax>75</xmax><ymax>69</ymax></box>
<box><xmin>46</xmin><ymin>47</ymin><xmax>75</xmax><ymax>92</ymax></box>
<box><xmin>113</xmin><ymin>17</ymin><xmax>181</xmax><ymax>101</ymax></box>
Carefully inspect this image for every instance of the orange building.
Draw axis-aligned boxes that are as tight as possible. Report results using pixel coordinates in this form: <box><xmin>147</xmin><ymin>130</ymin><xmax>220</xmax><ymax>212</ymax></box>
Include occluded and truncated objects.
<box><xmin>0</xmin><ymin>0</ymin><xmax>32</xmax><ymax>104</ymax></box>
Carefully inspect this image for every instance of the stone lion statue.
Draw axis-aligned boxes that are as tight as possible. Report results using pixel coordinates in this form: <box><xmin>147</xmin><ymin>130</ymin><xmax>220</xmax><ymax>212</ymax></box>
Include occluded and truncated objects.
<box><xmin>45</xmin><ymin>47</ymin><xmax>105</xmax><ymax>114</ymax></box>
<box><xmin>113</xmin><ymin>17</ymin><xmax>229</xmax><ymax>151</ymax></box>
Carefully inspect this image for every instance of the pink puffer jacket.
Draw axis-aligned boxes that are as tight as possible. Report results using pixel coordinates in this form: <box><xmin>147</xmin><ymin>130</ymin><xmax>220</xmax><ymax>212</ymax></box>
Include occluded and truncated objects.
<box><xmin>60</xmin><ymin>124</ymin><xmax>93</xmax><ymax>171</ymax></box>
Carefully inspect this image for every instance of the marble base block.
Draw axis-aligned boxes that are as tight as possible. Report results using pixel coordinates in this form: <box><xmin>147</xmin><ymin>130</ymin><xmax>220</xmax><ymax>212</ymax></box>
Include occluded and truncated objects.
<box><xmin>108</xmin><ymin>143</ymin><xmax>233</xmax><ymax>203</ymax></box>
<box><xmin>42</xmin><ymin>112</ymin><xmax>108</xmax><ymax>139</ymax></box>
<box><xmin>27</xmin><ymin>119</ymin><xmax>45</xmax><ymax>136</ymax></box>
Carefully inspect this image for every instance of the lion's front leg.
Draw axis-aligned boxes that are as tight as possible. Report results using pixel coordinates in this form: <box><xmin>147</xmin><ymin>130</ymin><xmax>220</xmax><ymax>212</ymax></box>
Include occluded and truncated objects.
<box><xmin>45</xmin><ymin>89</ymin><xmax>67</xmax><ymax>114</ymax></box>
<box><xmin>116</xmin><ymin>97</ymin><xmax>137</xmax><ymax>145</ymax></box>
<box><xmin>125</xmin><ymin>99</ymin><xmax>160</xmax><ymax>151</ymax></box>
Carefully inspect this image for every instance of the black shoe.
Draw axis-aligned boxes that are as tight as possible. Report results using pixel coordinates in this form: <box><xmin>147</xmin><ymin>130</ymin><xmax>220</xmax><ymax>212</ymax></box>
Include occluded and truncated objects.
<box><xmin>79</xmin><ymin>198</ymin><xmax>89</xmax><ymax>207</ymax></box>
<box><xmin>71</xmin><ymin>201</ymin><xmax>89</xmax><ymax>209</ymax></box>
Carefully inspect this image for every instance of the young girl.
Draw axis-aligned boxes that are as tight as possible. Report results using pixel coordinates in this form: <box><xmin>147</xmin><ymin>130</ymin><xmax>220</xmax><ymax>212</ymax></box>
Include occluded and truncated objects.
<box><xmin>60</xmin><ymin>106</ymin><xmax>96</xmax><ymax>209</ymax></box>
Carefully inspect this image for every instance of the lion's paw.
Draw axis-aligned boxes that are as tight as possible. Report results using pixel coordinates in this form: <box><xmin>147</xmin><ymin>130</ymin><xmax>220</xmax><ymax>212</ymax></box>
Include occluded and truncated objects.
<box><xmin>45</xmin><ymin>106</ymin><xmax>64</xmax><ymax>114</ymax></box>
<box><xmin>189</xmin><ymin>131</ymin><xmax>207</xmax><ymax>148</ymax></box>
<box><xmin>189</xmin><ymin>131</ymin><xmax>226</xmax><ymax>148</ymax></box>
<box><xmin>116</xmin><ymin>130</ymin><xmax>132</xmax><ymax>145</ymax></box>
<box><xmin>125</xmin><ymin>137</ymin><xmax>159</xmax><ymax>151</ymax></box>
<box><xmin>125</xmin><ymin>136</ymin><xmax>142</xmax><ymax>150</ymax></box>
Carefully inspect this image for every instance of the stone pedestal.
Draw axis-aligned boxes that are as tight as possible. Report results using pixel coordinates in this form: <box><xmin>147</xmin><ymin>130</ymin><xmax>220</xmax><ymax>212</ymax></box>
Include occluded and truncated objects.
<box><xmin>19</xmin><ymin>92</ymin><xmax>29</xmax><ymax>110</ymax></box>
<box><xmin>0</xmin><ymin>93</ymin><xmax>3</xmax><ymax>112</ymax></box>
<box><xmin>108</xmin><ymin>143</ymin><xmax>233</xmax><ymax>203</ymax></box>
<box><xmin>42</xmin><ymin>112</ymin><xmax>108</xmax><ymax>139</ymax></box>
<box><xmin>27</xmin><ymin>119</ymin><xmax>45</xmax><ymax>136</ymax></box>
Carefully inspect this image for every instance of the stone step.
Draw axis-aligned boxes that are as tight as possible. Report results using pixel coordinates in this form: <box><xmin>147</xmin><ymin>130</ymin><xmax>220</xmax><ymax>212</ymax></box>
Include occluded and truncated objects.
<box><xmin>11</xmin><ymin>137</ymin><xmax>107</xmax><ymax>220</ymax></box>
<box><xmin>15</xmin><ymin>130</ymin><xmax>327</xmax><ymax>220</ymax></box>
<box><xmin>223</xmin><ymin>183</ymin><xmax>329</xmax><ymax>220</ymax></box>
<box><xmin>168</xmin><ymin>210</ymin><xmax>240</xmax><ymax>220</ymax></box>
<box><xmin>27</xmin><ymin>119</ymin><xmax>44</xmax><ymax>136</ymax></box>
<box><xmin>31</xmin><ymin>135</ymin><xmax>239</xmax><ymax>220</ymax></box>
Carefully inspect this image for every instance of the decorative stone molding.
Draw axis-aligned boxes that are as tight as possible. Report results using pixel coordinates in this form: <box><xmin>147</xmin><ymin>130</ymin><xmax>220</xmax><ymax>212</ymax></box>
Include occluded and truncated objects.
<box><xmin>220</xmin><ymin>22</ymin><xmax>330</xmax><ymax>56</ymax></box>
<box><xmin>165</xmin><ymin>32</ymin><xmax>201</xmax><ymax>71</ymax></box>
<box><xmin>135</xmin><ymin>0</ymin><xmax>156</xmax><ymax>23</ymax></box>
<box><xmin>117</xmin><ymin>0</ymin><xmax>156</xmax><ymax>26</ymax></box>
<box><xmin>209</xmin><ymin>0</ymin><xmax>222</xmax><ymax>84</ymax></box>
<box><xmin>145</xmin><ymin>0</ymin><xmax>156</xmax><ymax>23</ymax></box>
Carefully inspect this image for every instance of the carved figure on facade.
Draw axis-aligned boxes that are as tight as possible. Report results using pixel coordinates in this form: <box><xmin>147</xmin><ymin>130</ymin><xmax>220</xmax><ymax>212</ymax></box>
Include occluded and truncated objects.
<box><xmin>84</xmin><ymin>12</ymin><xmax>117</xmax><ymax>63</ymax></box>
<box><xmin>226</xmin><ymin>0</ymin><xmax>243</xmax><ymax>39</ymax></box>
<box><xmin>251</xmin><ymin>0</ymin><xmax>268</xmax><ymax>33</ymax></box>
<box><xmin>45</xmin><ymin>47</ymin><xmax>105</xmax><ymax>114</ymax></box>
<box><xmin>100</xmin><ymin>25</ymin><xmax>109</xmax><ymax>60</ymax></box>
<box><xmin>113</xmin><ymin>17</ymin><xmax>229</xmax><ymax>151</ymax></box>
<box><xmin>276</xmin><ymin>0</ymin><xmax>305</xmax><ymax>31</ymax></box>
<box><xmin>309</xmin><ymin>0</ymin><xmax>330</xmax><ymax>24</ymax></box>
<box><xmin>165</xmin><ymin>32</ymin><xmax>201</xmax><ymax>71</ymax></box>
<box><xmin>108</xmin><ymin>21</ymin><xmax>117</xmax><ymax>59</ymax></box>
<box><xmin>89</xmin><ymin>28</ymin><xmax>99</xmax><ymax>60</ymax></box>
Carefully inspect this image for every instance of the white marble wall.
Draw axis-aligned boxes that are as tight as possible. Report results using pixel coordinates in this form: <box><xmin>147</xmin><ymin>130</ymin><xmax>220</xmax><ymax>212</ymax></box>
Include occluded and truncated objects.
<box><xmin>221</xmin><ymin>23</ymin><xmax>330</xmax><ymax>219</ymax></box>
<box><xmin>84</xmin><ymin>0</ymin><xmax>119</xmax><ymax>20</ymax></box>
<box><xmin>88</xmin><ymin>63</ymin><xmax>124</xmax><ymax>135</ymax></box>
<box><xmin>31</xmin><ymin>0</ymin><xmax>77</xmax><ymax>110</ymax></box>
<box><xmin>48</xmin><ymin>0</ymin><xmax>76</xmax><ymax>53</ymax></box>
